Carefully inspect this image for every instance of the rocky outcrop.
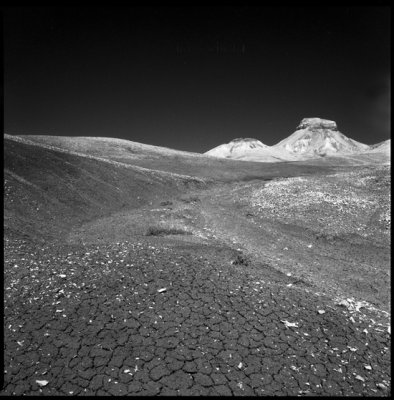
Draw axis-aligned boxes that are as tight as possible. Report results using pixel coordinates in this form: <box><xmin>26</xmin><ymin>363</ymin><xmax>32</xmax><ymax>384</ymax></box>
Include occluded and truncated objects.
<box><xmin>296</xmin><ymin>117</ymin><xmax>338</xmax><ymax>131</ymax></box>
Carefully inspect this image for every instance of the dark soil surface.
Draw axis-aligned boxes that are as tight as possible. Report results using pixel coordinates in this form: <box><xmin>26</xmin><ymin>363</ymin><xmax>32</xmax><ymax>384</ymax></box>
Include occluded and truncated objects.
<box><xmin>2</xmin><ymin>237</ymin><xmax>390</xmax><ymax>396</ymax></box>
<box><xmin>3</xmin><ymin>136</ymin><xmax>391</xmax><ymax>396</ymax></box>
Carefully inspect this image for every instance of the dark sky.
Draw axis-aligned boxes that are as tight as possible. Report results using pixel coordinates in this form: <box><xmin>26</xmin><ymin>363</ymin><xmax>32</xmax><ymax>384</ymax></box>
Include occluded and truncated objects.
<box><xmin>3</xmin><ymin>6</ymin><xmax>391</xmax><ymax>152</ymax></box>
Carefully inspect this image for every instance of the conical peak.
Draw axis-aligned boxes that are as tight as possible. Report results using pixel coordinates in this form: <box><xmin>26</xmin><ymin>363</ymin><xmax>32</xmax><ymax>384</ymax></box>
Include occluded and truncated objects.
<box><xmin>297</xmin><ymin>118</ymin><xmax>338</xmax><ymax>131</ymax></box>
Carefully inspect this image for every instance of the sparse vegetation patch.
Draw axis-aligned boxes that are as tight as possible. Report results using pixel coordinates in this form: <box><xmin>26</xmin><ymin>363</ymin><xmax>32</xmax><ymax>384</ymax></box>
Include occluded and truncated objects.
<box><xmin>160</xmin><ymin>200</ymin><xmax>173</xmax><ymax>206</ymax></box>
<box><xmin>180</xmin><ymin>195</ymin><xmax>200</xmax><ymax>203</ymax></box>
<box><xmin>145</xmin><ymin>226</ymin><xmax>192</xmax><ymax>236</ymax></box>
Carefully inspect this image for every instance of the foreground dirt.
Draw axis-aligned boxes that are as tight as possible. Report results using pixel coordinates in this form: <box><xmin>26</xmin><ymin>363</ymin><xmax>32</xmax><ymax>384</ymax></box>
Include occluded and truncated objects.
<box><xmin>2</xmin><ymin>164</ymin><xmax>390</xmax><ymax>396</ymax></box>
<box><xmin>2</xmin><ymin>236</ymin><xmax>391</xmax><ymax>396</ymax></box>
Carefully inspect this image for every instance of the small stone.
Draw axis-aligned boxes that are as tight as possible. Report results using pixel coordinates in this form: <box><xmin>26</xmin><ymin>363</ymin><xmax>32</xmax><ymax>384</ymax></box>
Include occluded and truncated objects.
<box><xmin>281</xmin><ymin>320</ymin><xmax>298</xmax><ymax>328</ymax></box>
<box><xmin>377</xmin><ymin>383</ymin><xmax>387</xmax><ymax>390</ymax></box>
<box><xmin>337</xmin><ymin>299</ymin><xmax>350</xmax><ymax>308</ymax></box>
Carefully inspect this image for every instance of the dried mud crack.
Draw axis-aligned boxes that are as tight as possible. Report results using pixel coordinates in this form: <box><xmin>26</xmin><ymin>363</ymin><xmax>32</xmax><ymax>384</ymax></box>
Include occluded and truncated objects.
<box><xmin>2</xmin><ymin>237</ymin><xmax>391</xmax><ymax>396</ymax></box>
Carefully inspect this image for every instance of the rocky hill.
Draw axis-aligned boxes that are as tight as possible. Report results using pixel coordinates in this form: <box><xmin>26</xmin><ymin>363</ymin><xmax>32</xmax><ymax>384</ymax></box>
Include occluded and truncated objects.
<box><xmin>367</xmin><ymin>139</ymin><xmax>390</xmax><ymax>154</ymax></box>
<box><xmin>205</xmin><ymin>118</ymin><xmax>387</xmax><ymax>162</ymax></box>
<box><xmin>273</xmin><ymin>118</ymin><xmax>370</xmax><ymax>157</ymax></box>
<box><xmin>204</xmin><ymin>138</ymin><xmax>298</xmax><ymax>162</ymax></box>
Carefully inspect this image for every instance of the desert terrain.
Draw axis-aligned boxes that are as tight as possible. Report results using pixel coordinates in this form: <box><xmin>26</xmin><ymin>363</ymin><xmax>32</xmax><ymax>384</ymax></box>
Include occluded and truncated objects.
<box><xmin>3</xmin><ymin>133</ymin><xmax>391</xmax><ymax>396</ymax></box>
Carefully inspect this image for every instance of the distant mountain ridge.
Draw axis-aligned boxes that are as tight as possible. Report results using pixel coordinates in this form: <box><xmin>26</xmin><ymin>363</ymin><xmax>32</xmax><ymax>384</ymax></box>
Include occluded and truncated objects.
<box><xmin>205</xmin><ymin>118</ymin><xmax>387</xmax><ymax>162</ymax></box>
<box><xmin>6</xmin><ymin>120</ymin><xmax>390</xmax><ymax>169</ymax></box>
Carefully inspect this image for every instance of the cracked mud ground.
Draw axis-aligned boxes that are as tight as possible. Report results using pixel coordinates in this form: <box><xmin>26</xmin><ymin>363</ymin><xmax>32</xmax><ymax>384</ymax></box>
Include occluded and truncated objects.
<box><xmin>3</xmin><ymin>236</ymin><xmax>391</xmax><ymax>396</ymax></box>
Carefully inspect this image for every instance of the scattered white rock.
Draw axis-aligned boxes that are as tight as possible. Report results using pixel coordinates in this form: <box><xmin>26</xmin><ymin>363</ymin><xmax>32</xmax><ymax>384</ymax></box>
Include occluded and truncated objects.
<box><xmin>354</xmin><ymin>301</ymin><xmax>365</xmax><ymax>312</ymax></box>
<box><xmin>36</xmin><ymin>380</ymin><xmax>49</xmax><ymax>387</ymax></box>
<box><xmin>337</xmin><ymin>299</ymin><xmax>350</xmax><ymax>308</ymax></box>
<box><xmin>355</xmin><ymin>375</ymin><xmax>365</xmax><ymax>382</ymax></box>
<box><xmin>157</xmin><ymin>288</ymin><xmax>167</xmax><ymax>293</ymax></box>
<box><xmin>281</xmin><ymin>320</ymin><xmax>299</xmax><ymax>328</ymax></box>
<box><xmin>318</xmin><ymin>310</ymin><xmax>325</xmax><ymax>314</ymax></box>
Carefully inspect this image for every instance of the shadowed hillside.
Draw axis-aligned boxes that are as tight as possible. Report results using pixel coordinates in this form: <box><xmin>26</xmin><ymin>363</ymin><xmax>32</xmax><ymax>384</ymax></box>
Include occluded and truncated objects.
<box><xmin>4</xmin><ymin>137</ymin><xmax>206</xmax><ymax>242</ymax></box>
<box><xmin>11</xmin><ymin>134</ymin><xmax>340</xmax><ymax>181</ymax></box>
